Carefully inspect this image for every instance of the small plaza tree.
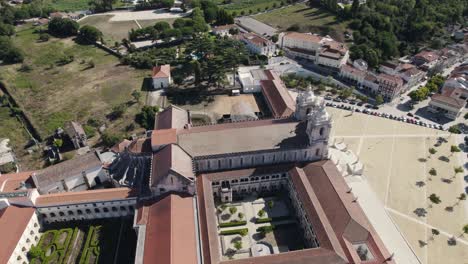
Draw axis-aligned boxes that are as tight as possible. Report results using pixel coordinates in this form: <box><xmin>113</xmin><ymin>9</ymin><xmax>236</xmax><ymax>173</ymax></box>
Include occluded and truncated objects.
<box><xmin>428</xmin><ymin>168</ymin><xmax>437</xmax><ymax>180</ymax></box>
<box><xmin>257</xmin><ymin>209</ymin><xmax>265</xmax><ymax>218</ymax></box>
<box><xmin>450</xmin><ymin>145</ymin><xmax>461</xmax><ymax>156</ymax></box>
<box><xmin>233</xmin><ymin>240</ymin><xmax>242</xmax><ymax>250</ymax></box>
<box><xmin>267</xmin><ymin>200</ymin><xmax>275</xmax><ymax>209</ymax></box>
<box><xmin>453</xmin><ymin>166</ymin><xmax>463</xmax><ymax>177</ymax></box>
<box><xmin>229</xmin><ymin>206</ymin><xmax>237</xmax><ymax>214</ymax></box>
<box><xmin>428</xmin><ymin>193</ymin><xmax>441</xmax><ymax>208</ymax></box>
<box><xmin>430</xmin><ymin>229</ymin><xmax>440</xmax><ymax>241</ymax></box>
<box><xmin>428</xmin><ymin>148</ymin><xmax>437</xmax><ymax>158</ymax></box>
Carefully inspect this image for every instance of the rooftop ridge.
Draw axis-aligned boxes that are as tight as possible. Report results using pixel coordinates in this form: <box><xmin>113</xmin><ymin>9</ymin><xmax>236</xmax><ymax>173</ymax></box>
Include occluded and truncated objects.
<box><xmin>188</xmin><ymin>114</ymin><xmax>294</xmax><ymax>128</ymax></box>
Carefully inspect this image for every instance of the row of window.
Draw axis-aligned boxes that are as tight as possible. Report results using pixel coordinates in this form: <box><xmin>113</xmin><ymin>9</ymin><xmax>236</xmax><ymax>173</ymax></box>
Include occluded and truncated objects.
<box><xmin>42</xmin><ymin>205</ymin><xmax>134</xmax><ymax>218</ymax></box>
<box><xmin>212</xmin><ymin>173</ymin><xmax>288</xmax><ymax>186</ymax></box>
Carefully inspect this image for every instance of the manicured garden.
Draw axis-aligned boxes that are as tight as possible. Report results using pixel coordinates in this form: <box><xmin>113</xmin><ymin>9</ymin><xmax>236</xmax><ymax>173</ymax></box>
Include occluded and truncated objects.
<box><xmin>28</xmin><ymin>219</ymin><xmax>136</xmax><ymax>264</ymax></box>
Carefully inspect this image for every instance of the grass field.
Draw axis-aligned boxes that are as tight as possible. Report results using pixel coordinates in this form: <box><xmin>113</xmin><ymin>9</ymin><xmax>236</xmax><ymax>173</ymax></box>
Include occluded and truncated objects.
<box><xmin>215</xmin><ymin>0</ymin><xmax>284</xmax><ymax>14</ymax></box>
<box><xmin>254</xmin><ymin>3</ymin><xmax>349</xmax><ymax>42</ymax></box>
<box><xmin>0</xmin><ymin>24</ymin><xmax>148</xmax><ymax>151</ymax></box>
<box><xmin>79</xmin><ymin>15</ymin><xmax>175</xmax><ymax>43</ymax></box>
<box><xmin>45</xmin><ymin>0</ymin><xmax>130</xmax><ymax>12</ymax></box>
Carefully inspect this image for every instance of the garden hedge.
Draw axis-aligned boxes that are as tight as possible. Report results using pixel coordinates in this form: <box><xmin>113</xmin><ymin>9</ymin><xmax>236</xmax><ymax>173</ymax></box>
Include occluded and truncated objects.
<box><xmin>255</xmin><ymin>215</ymin><xmax>290</xmax><ymax>224</ymax></box>
<box><xmin>219</xmin><ymin>228</ymin><xmax>249</xmax><ymax>236</ymax></box>
<box><xmin>218</xmin><ymin>220</ymin><xmax>247</xmax><ymax>228</ymax></box>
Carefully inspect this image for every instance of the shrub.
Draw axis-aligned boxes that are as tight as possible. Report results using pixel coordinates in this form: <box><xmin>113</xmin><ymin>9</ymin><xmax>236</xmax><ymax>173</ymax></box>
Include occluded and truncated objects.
<box><xmin>28</xmin><ymin>245</ymin><xmax>44</xmax><ymax>260</ymax></box>
<box><xmin>229</xmin><ymin>206</ymin><xmax>237</xmax><ymax>214</ymax></box>
<box><xmin>233</xmin><ymin>240</ymin><xmax>242</xmax><ymax>250</ymax></box>
<box><xmin>48</xmin><ymin>17</ymin><xmax>79</xmax><ymax>37</ymax></box>
<box><xmin>111</xmin><ymin>104</ymin><xmax>127</xmax><ymax>119</ymax></box>
<box><xmin>101</xmin><ymin>132</ymin><xmax>121</xmax><ymax>147</ymax></box>
<box><xmin>77</xmin><ymin>25</ymin><xmax>102</xmax><ymax>43</ymax></box>
<box><xmin>255</xmin><ymin>215</ymin><xmax>290</xmax><ymax>224</ymax></box>
<box><xmin>220</xmin><ymin>204</ymin><xmax>227</xmax><ymax>211</ymax></box>
<box><xmin>63</xmin><ymin>228</ymin><xmax>79</xmax><ymax>261</ymax></box>
<box><xmin>257</xmin><ymin>209</ymin><xmax>265</xmax><ymax>218</ymax></box>
<box><xmin>136</xmin><ymin>106</ymin><xmax>159</xmax><ymax>130</ymax></box>
<box><xmin>267</xmin><ymin>200</ymin><xmax>274</xmax><ymax>209</ymax></box>
<box><xmin>38</xmin><ymin>33</ymin><xmax>50</xmax><ymax>42</ymax></box>
<box><xmin>83</xmin><ymin>125</ymin><xmax>96</xmax><ymax>138</ymax></box>
<box><xmin>238</xmin><ymin>212</ymin><xmax>244</xmax><ymax>219</ymax></box>
<box><xmin>219</xmin><ymin>228</ymin><xmax>249</xmax><ymax>236</ymax></box>
<box><xmin>257</xmin><ymin>225</ymin><xmax>275</xmax><ymax>234</ymax></box>
<box><xmin>219</xmin><ymin>220</ymin><xmax>247</xmax><ymax>228</ymax></box>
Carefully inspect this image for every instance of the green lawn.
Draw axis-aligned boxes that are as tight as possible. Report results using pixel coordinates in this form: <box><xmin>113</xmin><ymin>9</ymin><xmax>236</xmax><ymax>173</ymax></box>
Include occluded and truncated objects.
<box><xmin>254</xmin><ymin>3</ymin><xmax>349</xmax><ymax>41</ymax></box>
<box><xmin>215</xmin><ymin>0</ymin><xmax>284</xmax><ymax>14</ymax></box>
<box><xmin>46</xmin><ymin>0</ymin><xmax>130</xmax><ymax>12</ymax></box>
<box><xmin>0</xmin><ymin>24</ymin><xmax>147</xmax><ymax>148</ymax></box>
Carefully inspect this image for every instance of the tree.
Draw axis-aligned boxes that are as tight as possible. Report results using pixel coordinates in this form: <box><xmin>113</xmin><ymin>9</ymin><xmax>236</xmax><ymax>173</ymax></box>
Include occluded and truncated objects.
<box><xmin>77</xmin><ymin>25</ymin><xmax>102</xmax><ymax>43</ymax></box>
<box><xmin>111</xmin><ymin>104</ymin><xmax>127</xmax><ymax>119</ymax></box>
<box><xmin>351</xmin><ymin>0</ymin><xmax>359</xmax><ymax>17</ymax></box>
<box><xmin>428</xmin><ymin>148</ymin><xmax>437</xmax><ymax>156</ymax></box>
<box><xmin>430</xmin><ymin>229</ymin><xmax>440</xmax><ymax>240</ymax></box>
<box><xmin>454</xmin><ymin>166</ymin><xmax>463</xmax><ymax>176</ymax></box>
<box><xmin>456</xmin><ymin>193</ymin><xmax>466</xmax><ymax>205</ymax></box>
<box><xmin>136</xmin><ymin>106</ymin><xmax>160</xmax><ymax>130</ymax></box>
<box><xmin>267</xmin><ymin>200</ymin><xmax>274</xmax><ymax>209</ymax></box>
<box><xmin>462</xmin><ymin>224</ymin><xmax>468</xmax><ymax>237</ymax></box>
<box><xmin>428</xmin><ymin>193</ymin><xmax>441</xmax><ymax>207</ymax></box>
<box><xmin>38</xmin><ymin>33</ymin><xmax>50</xmax><ymax>42</ymax></box>
<box><xmin>53</xmin><ymin>138</ymin><xmax>63</xmax><ymax>148</ymax></box>
<box><xmin>257</xmin><ymin>209</ymin><xmax>265</xmax><ymax>218</ymax></box>
<box><xmin>229</xmin><ymin>206</ymin><xmax>237</xmax><ymax>214</ymax></box>
<box><xmin>375</xmin><ymin>94</ymin><xmax>384</xmax><ymax>105</ymax></box>
<box><xmin>0</xmin><ymin>22</ymin><xmax>15</xmax><ymax>36</ymax></box>
<box><xmin>448</xmin><ymin>125</ymin><xmax>461</xmax><ymax>134</ymax></box>
<box><xmin>89</xmin><ymin>0</ymin><xmax>116</xmax><ymax>12</ymax></box>
<box><xmin>271</xmin><ymin>34</ymin><xmax>278</xmax><ymax>43</ymax></box>
<box><xmin>101</xmin><ymin>132</ymin><xmax>121</xmax><ymax>147</ymax></box>
<box><xmin>131</xmin><ymin>90</ymin><xmax>142</xmax><ymax>103</ymax></box>
<box><xmin>238</xmin><ymin>212</ymin><xmax>244</xmax><ymax>219</ymax></box>
<box><xmin>239</xmin><ymin>229</ymin><xmax>248</xmax><ymax>236</ymax></box>
<box><xmin>233</xmin><ymin>240</ymin><xmax>242</xmax><ymax>250</ymax></box>
<box><xmin>450</xmin><ymin>145</ymin><xmax>460</xmax><ymax>156</ymax></box>
<box><xmin>48</xmin><ymin>17</ymin><xmax>79</xmax><ymax>37</ymax></box>
<box><xmin>28</xmin><ymin>245</ymin><xmax>44</xmax><ymax>260</ymax></box>
<box><xmin>192</xmin><ymin>60</ymin><xmax>202</xmax><ymax>85</ymax></box>
<box><xmin>429</xmin><ymin>168</ymin><xmax>437</xmax><ymax>178</ymax></box>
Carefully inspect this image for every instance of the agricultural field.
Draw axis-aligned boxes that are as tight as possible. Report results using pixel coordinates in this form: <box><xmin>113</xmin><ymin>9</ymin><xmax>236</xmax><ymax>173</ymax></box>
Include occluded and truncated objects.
<box><xmin>254</xmin><ymin>2</ymin><xmax>349</xmax><ymax>42</ymax></box>
<box><xmin>45</xmin><ymin>0</ymin><xmax>130</xmax><ymax>12</ymax></box>
<box><xmin>0</xmin><ymin>24</ymin><xmax>148</xmax><ymax>147</ymax></box>
<box><xmin>214</xmin><ymin>0</ymin><xmax>284</xmax><ymax>14</ymax></box>
<box><xmin>29</xmin><ymin>219</ymin><xmax>136</xmax><ymax>264</ymax></box>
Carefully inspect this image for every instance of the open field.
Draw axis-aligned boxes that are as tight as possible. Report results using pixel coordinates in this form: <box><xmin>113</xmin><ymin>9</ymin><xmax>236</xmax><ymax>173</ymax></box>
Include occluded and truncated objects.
<box><xmin>254</xmin><ymin>3</ymin><xmax>349</xmax><ymax>41</ymax></box>
<box><xmin>30</xmin><ymin>218</ymin><xmax>136</xmax><ymax>264</ymax></box>
<box><xmin>45</xmin><ymin>0</ymin><xmax>129</xmax><ymax>12</ymax></box>
<box><xmin>0</xmin><ymin>24</ymin><xmax>148</xmax><ymax>148</ymax></box>
<box><xmin>79</xmin><ymin>15</ymin><xmax>139</xmax><ymax>43</ymax></box>
<box><xmin>79</xmin><ymin>15</ymin><xmax>177</xmax><ymax>43</ymax></box>
<box><xmin>214</xmin><ymin>0</ymin><xmax>283</xmax><ymax>14</ymax></box>
<box><xmin>328</xmin><ymin>107</ymin><xmax>468</xmax><ymax>264</ymax></box>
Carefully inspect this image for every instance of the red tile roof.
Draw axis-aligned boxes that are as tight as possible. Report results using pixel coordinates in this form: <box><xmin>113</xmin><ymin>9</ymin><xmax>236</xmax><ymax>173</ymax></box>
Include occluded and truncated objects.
<box><xmin>143</xmin><ymin>194</ymin><xmax>198</xmax><ymax>264</ymax></box>
<box><xmin>0</xmin><ymin>171</ymin><xmax>34</xmax><ymax>193</ymax></box>
<box><xmin>260</xmin><ymin>77</ymin><xmax>295</xmax><ymax>118</ymax></box>
<box><xmin>284</xmin><ymin>32</ymin><xmax>323</xmax><ymax>44</ymax></box>
<box><xmin>0</xmin><ymin>205</ymin><xmax>35</xmax><ymax>264</ymax></box>
<box><xmin>151</xmin><ymin>144</ymin><xmax>193</xmax><ymax>187</ymax></box>
<box><xmin>152</xmin><ymin>65</ymin><xmax>171</xmax><ymax>78</ymax></box>
<box><xmin>111</xmin><ymin>139</ymin><xmax>132</xmax><ymax>153</ymax></box>
<box><xmin>430</xmin><ymin>94</ymin><xmax>465</xmax><ymax>109</ymax></box>
<box><xmin>151</xmin><ymin>129</ymin><xmax>177</xmax><ymax>147</ymax></box>
<box><xmin>155</xmin><ymin>105</ymin><xmax>190</xmax><ymax>130</ymax></box>
<box><xmin>414</xmin><ymin>50</ymin><xmax>439</xmax><ymax>63</ymax></box>
<box><xmin>35</xmin><ymin>187</ymin><xmax>136</xmax><ymax>206</ymax></box>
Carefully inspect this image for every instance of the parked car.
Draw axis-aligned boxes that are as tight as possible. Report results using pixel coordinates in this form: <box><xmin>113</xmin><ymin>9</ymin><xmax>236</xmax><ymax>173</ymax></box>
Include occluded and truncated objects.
<box><xmin>407</xmin><ymin>113</ymin><xmax>414</xmax><ymax>117</ymax></box>
<box><xmin>357</xmin><ymin>102</ymin><xmax>364</xmax><ymax>106</ymax></box>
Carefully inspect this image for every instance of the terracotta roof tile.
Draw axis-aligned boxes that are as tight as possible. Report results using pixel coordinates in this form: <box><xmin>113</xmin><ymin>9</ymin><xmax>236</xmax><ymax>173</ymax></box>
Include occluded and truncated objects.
<box><xmin>143</xmin><ymin>194</ymin><xmax>198</xmax><ymax>264</ymax></box>
<box><xmin>151</xmin><ymin>129</ymin><xmax>177</xmax><ymax>147</ymax></box>
<box><xmin>0</xmin><ymin>171</ymin><xmax>34</xmax><ymax>193</ymax></box>
<box><xmin>260</xmin><ymin>78</ymin><xmax>295</xmax><ymax>118</ymax></box>
<box><xmin>35</xmin><ymin>187</ymin><xmax>136</xmax><ymax>206</ymax></box>
<box><xmin>152</xmin><ymin>65</ymin><xmax>171</xmax><ymax>78</ymax></box>
<box><xmin>0</xmin><ymin>205</ymin><xmax>35</xmax><ymax>264</ymax></box>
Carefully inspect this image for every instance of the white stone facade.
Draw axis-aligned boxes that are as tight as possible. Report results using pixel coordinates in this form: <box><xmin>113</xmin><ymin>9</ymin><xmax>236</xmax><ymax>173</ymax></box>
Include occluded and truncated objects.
<box><xmin>152</xmin><ymin>76</ymin><xmax>171</xmax><ymax>90</ymax></box>
<box><xmin>37</xmin><ymin>198</ymin><xmax>137</xmax><ymax>224</ymax></box>
<box><xmin>7</xmin><ymin>212</ymin><xmax>41</xmax><ymax>264</ymax></box>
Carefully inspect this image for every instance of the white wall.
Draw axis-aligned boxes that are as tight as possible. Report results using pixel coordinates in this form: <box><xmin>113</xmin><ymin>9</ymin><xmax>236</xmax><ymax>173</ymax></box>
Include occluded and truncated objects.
<box><xmin>37</xmin><ymin>199</ymin><xmax>137</xmax><ymax>223</ymax></box>
<box><xmin>152</xmin><ymin>77</ymin><xmax>171</xmax><ymax>89</ymax></box>
<box><xmin>8</xmin><ymin>213</ymin><xmax>40</xmax><ymax>264</ymax></box>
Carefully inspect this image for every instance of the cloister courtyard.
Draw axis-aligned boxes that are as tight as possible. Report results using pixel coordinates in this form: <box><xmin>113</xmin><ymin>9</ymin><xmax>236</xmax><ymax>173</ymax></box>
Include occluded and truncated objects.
<box><xmin>327</xmin><ymin>107</ymin><xmax>468</xmax><ymax>264</ymax></box>
<box><xmin>214</xmin><ymin>193</ymin><xmax>306</xmax><ymax>261</ymax></box>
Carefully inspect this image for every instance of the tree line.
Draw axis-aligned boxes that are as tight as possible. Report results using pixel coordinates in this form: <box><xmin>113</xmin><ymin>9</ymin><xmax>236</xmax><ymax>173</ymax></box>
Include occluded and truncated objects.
<box><xmin>312</xmin><ymin>0</ymin><xmax>468</xmax><ymax>67</ymax></box>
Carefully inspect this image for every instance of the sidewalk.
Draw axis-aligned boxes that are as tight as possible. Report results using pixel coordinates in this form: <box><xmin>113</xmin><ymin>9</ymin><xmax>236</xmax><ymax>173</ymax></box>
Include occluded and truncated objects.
<box><xmin>346</xmin><ymin>178</ymin><xmax>422</xmax><ymax>264</ymax></box>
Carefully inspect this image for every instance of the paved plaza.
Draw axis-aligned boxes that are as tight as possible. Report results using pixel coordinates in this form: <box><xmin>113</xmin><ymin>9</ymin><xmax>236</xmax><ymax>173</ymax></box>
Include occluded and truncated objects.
<box><xmin>328</xmin><ymin>107</ymin><xmax>468</xmax><ymax>264</ymax></box>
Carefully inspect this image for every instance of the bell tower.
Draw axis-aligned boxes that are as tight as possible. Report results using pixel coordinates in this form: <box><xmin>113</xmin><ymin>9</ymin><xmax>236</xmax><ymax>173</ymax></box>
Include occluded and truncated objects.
<box><xmin>295</xmin><ymin>86</ymin><xmax>332</xmax><ymax>159</ymax></box>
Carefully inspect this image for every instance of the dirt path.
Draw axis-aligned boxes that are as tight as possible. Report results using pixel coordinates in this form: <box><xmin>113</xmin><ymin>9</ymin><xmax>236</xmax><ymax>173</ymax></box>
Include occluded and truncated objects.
<box><xmin>66</xmin><ymin>229</ymin><xmax>84</xmax><ymax>264</ymax></box>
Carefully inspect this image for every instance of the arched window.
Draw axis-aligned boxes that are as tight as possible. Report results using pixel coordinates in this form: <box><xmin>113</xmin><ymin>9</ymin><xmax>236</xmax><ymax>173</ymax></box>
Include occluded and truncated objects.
<box><xmin>306</xmin><ymin>108</ymin><xmax>312</xmax><ymax>115</ymax></box>
<box><xmin>319</xmin><ymin>127</ymin><xmax>324</xmax><ymax>136</ymax></box>
<box><xmin>315</xmin><ymin>148</ymin><xmax>320</xmax><ymax>156</ymax></box>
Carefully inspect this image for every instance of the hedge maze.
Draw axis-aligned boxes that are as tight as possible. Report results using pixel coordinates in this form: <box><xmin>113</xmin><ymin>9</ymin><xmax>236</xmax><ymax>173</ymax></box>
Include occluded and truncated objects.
<box><xmin>30</xmin><ymin>228</ymin><xmax>76</xmax><ymax>264</ymax></box>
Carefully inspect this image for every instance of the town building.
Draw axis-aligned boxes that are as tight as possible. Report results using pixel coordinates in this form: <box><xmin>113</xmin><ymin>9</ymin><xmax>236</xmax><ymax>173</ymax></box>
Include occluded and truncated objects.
<box><xmin>412</xmin><ymin>50</ymin><xmax>440</xmax><ymax>70</ymax></box>
<box><xmin>377</xmin><ymin>73</ymin><xmax>405</xmax><ymax>101</ymax></box>
<box><xmin>152</xmin><ymin>65</ymin><xmax>172</xmax><ymax>89</ymax></box>
<box><xmin>428</xmin><ymin>87</ymin><xmax>466</xmax><ymax>120</ymax></box>
<box><xmin>236</xmin><ymin>32</ymin><xmax>276</xmax><ymax>57</ymax></box>
<box><xmin>280</xmin><ymin>32</ymin><xmax>349</xmax><ymax>70</ymax></box>
<box><xmin>64</xmin><ymin>121</ymin><xmax>87</xmax><ymax>149</ymax></box>
<box><xmin>212</xmin><ymin>24</ymin><xmax>238</xmax><ymax>37</ymax></box>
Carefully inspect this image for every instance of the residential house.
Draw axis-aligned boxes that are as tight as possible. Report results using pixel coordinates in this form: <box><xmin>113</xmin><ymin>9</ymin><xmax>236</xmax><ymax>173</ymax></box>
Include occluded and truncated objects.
<box><xmin>281</xmin><ymin>32</ymin><xmax>349</xmax><ymax>70</ymax></box>
<box><xmin>152</xmin><ymin>65</ymin><xmax>172</xmax><ymax>89</ymax></box>
<box><xmin>339</xmin><ymin>64</ymin><xmax>366</xmax><ymax>87</ymax></box>
<box><xmin>212</xmin><ymin>24</ymin><xmax>237</xmax><ymax>37</ymax></box>
<box><xmin>377</xmin><ymin>74</ymin><xmax>404</xmax><ymax>101</ymax></box>
<box><xmin>236</xmin><ymin>32</ymin><xmax>276</xmax><ymax>57</ymax></box>
<box><xmin>428</xmin><ymin>87</ymin><xmax>466</xmax><ymax>120</ymax></box>
<box><xmin>361</xmin><ymin>73</ymin><xmax>379</xmax><ymax>94</ymax></box>
<box><xmin>412</xmin><ymin>50</ymin><xmax>440</xmax><ymax>70</ymax></box>
<box><xmin>64</xmin><ymin>121</ymin><xmax>87</xmax><ymax>149</ymax></box>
